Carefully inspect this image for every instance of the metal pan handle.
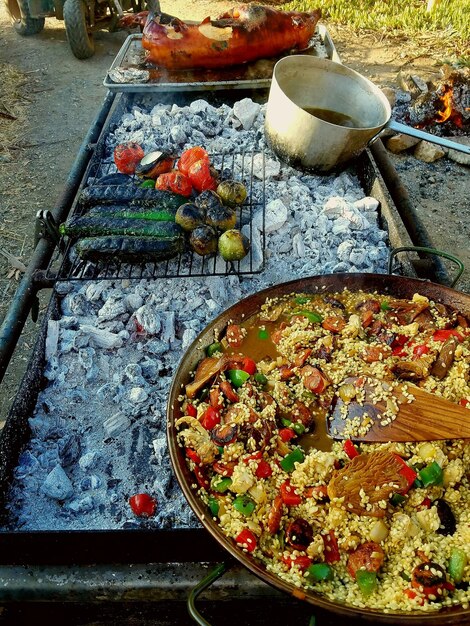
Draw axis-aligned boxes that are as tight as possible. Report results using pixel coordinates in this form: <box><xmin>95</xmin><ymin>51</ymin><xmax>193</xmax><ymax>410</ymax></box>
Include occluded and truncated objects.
<box><xmin>388</xmin><ymin>246</ymin><xmax>464</xmax><ymax>288</ymax></box>
<box><xmin>187</xmin><ymin>562</ymin><xmax>229</xmax><ymax>626</ymax></box>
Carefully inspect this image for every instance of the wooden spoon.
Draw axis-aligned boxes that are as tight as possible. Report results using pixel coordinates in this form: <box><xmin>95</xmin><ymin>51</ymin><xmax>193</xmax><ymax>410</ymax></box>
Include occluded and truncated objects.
<box><xmin>327</xmin><ymin>376</ymin><xmax>470</xmax><ymax>442</ymax></box>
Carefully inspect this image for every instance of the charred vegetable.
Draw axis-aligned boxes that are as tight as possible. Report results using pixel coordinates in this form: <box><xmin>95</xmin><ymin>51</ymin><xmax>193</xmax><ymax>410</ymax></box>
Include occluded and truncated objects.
<box><xmin>218</xmin><ymin>229</ymin><xmax>250</xmax><ymax>261</ymax></box>
<box><xmin>189</xmin><ymin>225</ymin><xmax>218</xmax><ymax>256</ymax></box>
<box><xmin>178</xmin><ymin>146</ymin><xmax>209</xmax><ymax>177</ymax></box>
<box><xmin>93</xmin><ymin>173</ymin><xmax>133</xmax><ymax>186</ymax></box>
<box><xmin>195</xmin><ymin>190</ymin><xmax>223</xmax><ymax>213</ymax></box>
<box><xmin>188</xmin><ymin>159</ymin><xmax>218</xmax><ymax>193</ymax></box>
<box><xmin>79</xmin><ymin>186</ymin><xmax>186</xmax><ymax>209</ymax></box>
<box><xmin>60</xmin><ymin>216</ymin><xmax>182</xmax><ymax>239</ymax></box>
<box><xmin>87</xmin><ymin>205</ymin><xmax>178</xmax><ymax>222</ymax></box>
<box><xmin>114</xmin><ymin>142</ymin><xmax>145</xmax><ymax>174</ymax></box>
<box><xmin>206</xmin><ymin>204</ymin><xmax>237</xmax><ymax>231</ymax></box>
<box><xmin>75</xmin><ymin>235</ymin><xmax>183</xmax><ymax>262</ymax></box>
<box><xmin>217</xmin><ymin>180</ymin><xmax>247</xmax><ymax>207</ymax></box>
<box><xmin>156</xmin><ymin>171</ymin><xmax>193</xmax><ymax>197</ymax></box>
<box><xmin>135</xmin><ymin>151</ymin><xmax>175</xmax><ymax>179</ymax></box>
<box><xmin>175</xmin><ymin>203</ymin><xmax>206</xmax><ymax>231</ymax></box>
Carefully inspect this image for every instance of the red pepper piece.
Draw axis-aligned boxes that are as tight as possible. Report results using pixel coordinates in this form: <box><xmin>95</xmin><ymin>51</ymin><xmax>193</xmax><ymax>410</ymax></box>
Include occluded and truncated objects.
<box><xmin>129</xmin><ymin>493</ymin><xmax>157</xmax><ymax>517</ymax></box>
<box><xmin>433</xmin><ymin>329</ymin><xmax>464</xmax><ymax>342</ymax></box>
<box><xmin>193</xmin><ymin>465</ymin><xmax>210</xmax><ymax>490</ymax></box>
<box><xmin>200</xmin><ymin>406</ymin><xmax>220</xmax><ymax>430</ymax></box>
<box><xmin>343</xmin><ymin>439</ymin><xmax>360</xmax><ymax>459</ymax></box>
<box><xmin>240</xmin><ymin>357</ymin><xmax>257</xmax><ymax>375</ymax></box>
<box><xmin>304</xmin><ymin>485</ymin><xmax>329</xmax><ymax>501</ymax></box>
<box><xmin>212</xmin><ymin>461</ymin><xmax>235</xmax><ymax>477</ymax></box>
<box><xmin>114</xmin><ymin>142</ymin><xmax>145</xmax><ymax>174</ymax></box>
<box><xmin>404</xmin><ymin>588</ymin><xmax>425</xmax><ymax>605</ymax></box>
<box><xmin>322</xmin><ymin>530</ymin><xmax>341</xmax><ymax>564</ymax></box>
<box><xmin>155</xmin><ymin>171</ymin><xmax>193</xmax><ymax>197</ymax></box>
<box><xmin>243</xmin><ymin>451</ymin><xmax>263</xmax><ymax>464</ymax></box>
<box><xmin>418</xmin><ymin>496</ymin><xmax>432</xmax><ymax>509</ymax></box>
<box><xmin>279</xmin><ymin>428</ymin><xmax>296</xmax><ymax>442</ymax></box>
<box><xmin>185</xmin><ymin>448</ymin><xmax>201</xmax><ymax>464</ymax></box>
<box><xmin>280</xmin><ymin>480</ymin><xmax>302</xmax><ymax>506</ymax></box>
<box><xmin>460</xmin><ymin>398</ymin><xmax>469</xmax><ymax>407</ymax></box>
<box><xmin>235</xmin><ymin>528</ymin><xmax>257</xmax><ymax>552</ymax></box>
<box><xmin>178</xmin><ymin>146</ymin><xmax>209</xmax><ymax>176</ymax></box>
<box><xmin>282</xmin><ymin>554</ymin><xmax>312</xmax><ymax>571</ymax></box>
<box><xmin>413</xmin><ymin>344</ymin><xmax>430</xmax><ymax>358</ymax></box>
<box><xmin>255</xmin><ymin>459</ymin><xmax>273</xmax><ymax>479</ymax></box>
<box><xmin>393</xmin><ymin>454</ymin><xmax>417</xmax><ymax>493</ymax></box>
<box><xmin>186</xmin><ymin>403</ymin><xmax>197</xmax><ymax>418</ymax></box>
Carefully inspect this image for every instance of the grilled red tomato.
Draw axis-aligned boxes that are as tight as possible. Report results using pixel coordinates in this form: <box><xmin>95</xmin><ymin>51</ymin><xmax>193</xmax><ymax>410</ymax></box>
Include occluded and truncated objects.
<box><xmin>188</xmin><ymin>159</ymin><xmax>218</xmax><ymax>193</ymax></box>
<box><xmin>113</xmin><ymin>142</ymin><xmax>145</xmax><ymax>174</ymax></box>
<box><xmin>178</xmin><ymin>146</ymin><xmax>209</xmax><ymax>176</ymax></box>
<box><xmin>155</xmin><ymin>171</ymin><xmax>193</xmax><ymax>197</ymax></box>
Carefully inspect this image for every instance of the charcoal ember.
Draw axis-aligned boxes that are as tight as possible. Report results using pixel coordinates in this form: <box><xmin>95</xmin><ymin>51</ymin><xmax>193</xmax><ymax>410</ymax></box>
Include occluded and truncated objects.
<box><xmin>78</xmin><ymin>451</ymin><xmax>100</xmax><ymax>471</ymax></box>
<box><xmin>58</xmin><ymin>433</ymin><xmax>81</xmax><ymax>467</ymax></box>
<box><xmin>98</xmin><ymin>296</ymin><xmax>127</xmax><ymax>322</ymax></box>
<box><xmin>129</xmin><ymin>387</ymin><xmax>149</xmax><ymax>404</ymax></box>
<box><xmin>14</xmin><ymin>451</ymin><xmax>40</xmax><ymax>479</ymax></box>
<box><xmin>124</xmin><ymin>363</ymin><xmax>145</xmax><ymax>385</ymax></box>
<box><xmin>103</xmin><ymin>412</ymin><xmax>131</xmax><ymax>437</ymax></box>
<box><xmin>79</xmin><ymin>325</ymin><xmax>123</xmax><ymax>349</ymax></box>
<box><xmin>140</xmin><ymin>356</ymin><xmax>162</xmax><ymax>382</ymax></box>
<box><xmin>182</xmin><ymin>328</ymin><xmax>197</xmax><ymax>349</ymax></box>
<box><xmin>42</xmin><ymin>465</ymin><xmax>74</xmax><ymax>500</ymax></box>
<box><xmin>133</xmin><ymin>296</ymin><xmax>162</xmax><ymax>335</ymax></box>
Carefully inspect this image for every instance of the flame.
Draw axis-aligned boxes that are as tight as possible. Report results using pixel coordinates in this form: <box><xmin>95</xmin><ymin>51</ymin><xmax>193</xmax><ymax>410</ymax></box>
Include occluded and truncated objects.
<box><xmin>436</xmin><ymin>87</ymin><xmax>453</xmax><ymax>123</ymax></box>
<box><xmin>435</xmin><ymin>86</ymin><xmax>464</xmax><ymax>128</ymax></box>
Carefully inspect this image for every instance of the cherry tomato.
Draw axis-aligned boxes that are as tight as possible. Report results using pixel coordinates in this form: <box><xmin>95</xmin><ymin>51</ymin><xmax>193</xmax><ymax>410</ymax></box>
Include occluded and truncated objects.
<box><xmin>188</xmin><ymin>159</ymin><xmax>218</xmax><ymax>193</ymax></box>
<box><xmin>156</xmin><ymin>171</ymin><xmax>193</xmax><ymax>197</ymax></box>
<box><xmin>129</xmin><ymin>493</ymin><xmax>157</xmax><ymax>517</ymax></box>
<box><xmin>178</xmin><ymin>146</ymin><xmax>209</xmax><ymax>176</ymax></box>
<box><xmin>114</xmin><ymin>142</ymin><xmax>145</xmax><ymax>174</ymax></box>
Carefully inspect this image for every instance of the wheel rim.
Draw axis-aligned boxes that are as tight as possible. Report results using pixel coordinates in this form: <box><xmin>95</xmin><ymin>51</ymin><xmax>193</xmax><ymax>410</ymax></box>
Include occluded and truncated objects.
<box><xmin>7</xmin><ymin>0</ymin><xmax>21</xmax><ymax>22</ymax></box>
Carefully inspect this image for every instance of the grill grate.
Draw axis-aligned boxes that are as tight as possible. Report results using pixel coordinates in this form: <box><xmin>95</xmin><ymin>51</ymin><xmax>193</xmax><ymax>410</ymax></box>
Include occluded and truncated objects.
<box><xmin>45</xmin><ymin>151</ymin><xmax>266</xmax><ymax>281</ymax></box>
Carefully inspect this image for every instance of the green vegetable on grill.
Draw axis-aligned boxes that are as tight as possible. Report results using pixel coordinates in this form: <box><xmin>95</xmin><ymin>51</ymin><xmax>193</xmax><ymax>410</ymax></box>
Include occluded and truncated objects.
<box><xmin>79</xmin><ymin>185</ymin><xmax>186</xmax><ymax>209</ymax></box>
<box><xmin>60</xmin><ymin>216</ymin><xmax>182</xmax><ymax>239</ymax></box>
<box><xmin>86</xmin><ymin>205</ymin><xmax>178</xmax><ymax>222</ymax></box>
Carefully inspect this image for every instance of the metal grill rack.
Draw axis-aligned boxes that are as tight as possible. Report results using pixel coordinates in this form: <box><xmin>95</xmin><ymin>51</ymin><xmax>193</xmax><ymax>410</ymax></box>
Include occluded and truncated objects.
<box><xmin>44</xmin><ymin>151</ymin><xmax>266</xmax><ymax>281</ymax></box>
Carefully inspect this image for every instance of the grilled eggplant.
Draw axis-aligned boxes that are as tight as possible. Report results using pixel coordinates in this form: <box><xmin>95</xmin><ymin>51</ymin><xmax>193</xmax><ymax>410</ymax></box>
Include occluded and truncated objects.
<box><xmin>92</xmin><ymin>173</ymin><xmax>133</xmax><ymax>186</ymax></box>
<box><xmin>75</xmin><ymin>235</ymin><xmax>183</xmax><ymax>262</ymax></box>
<box><xmin>79</xmin><ymin>185</ymin><xmax>186</xmax><ymax>209</ymax></box>
<box><xmin>60</xmin><ymin>216</ymin><xmax>183</xmax><ymax>239</ymax></box>
<box><xmin>86</xmin><ymin>205</ymin><xmax>178</xmax><ymax>222</ymax></box>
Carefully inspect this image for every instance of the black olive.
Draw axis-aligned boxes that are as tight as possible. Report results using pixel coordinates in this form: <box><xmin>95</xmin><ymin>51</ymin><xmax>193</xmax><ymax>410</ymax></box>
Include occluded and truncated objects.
<box><xmin>434</xmin><ymin>498</ymin><xmax>456</xmax><ymax>536</ymax></box>
<box><xmin>412</xmin><ymin>562</ymin><xmax>446</xmax><ymax>588</ymax></box>
<box><xmin>211</xmin><ymin>423</ymin><xmax>238</xmax><ymax>445</ymax></box>
<box><xmin>285</xmin><ymin>518</ymin><xmax>313</xmax><ymax>550</ymax></box>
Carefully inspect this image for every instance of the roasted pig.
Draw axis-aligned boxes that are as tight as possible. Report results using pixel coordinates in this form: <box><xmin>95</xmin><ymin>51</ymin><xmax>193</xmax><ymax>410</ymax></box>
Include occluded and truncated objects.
<box><xmin>121</xmin><ymin>5</ymin><xmax>321</xmax><ymax>70</ymax></box>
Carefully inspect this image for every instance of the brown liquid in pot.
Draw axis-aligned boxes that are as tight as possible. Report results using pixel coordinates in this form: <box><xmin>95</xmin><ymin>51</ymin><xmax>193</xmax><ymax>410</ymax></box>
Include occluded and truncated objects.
<box><xmin>302</xmin><ymin>106</ymin><xmax>359</xmax><ymax>128</ymax></box>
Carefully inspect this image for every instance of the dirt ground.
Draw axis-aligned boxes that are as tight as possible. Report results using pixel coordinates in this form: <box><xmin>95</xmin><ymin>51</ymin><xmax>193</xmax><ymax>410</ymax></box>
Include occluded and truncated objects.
<box><xmin>0</xmin><ymin>0</ymin><xmax>469</xmax><ymax>421</ymax></box>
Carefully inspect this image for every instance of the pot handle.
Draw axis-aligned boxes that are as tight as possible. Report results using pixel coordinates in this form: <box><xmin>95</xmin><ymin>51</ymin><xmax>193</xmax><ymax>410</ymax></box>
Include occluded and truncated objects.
<box><xmin>388</xmin><ymin>246</ymin><xmax>464</xmax><ymax>288</ymax></box>
<box><xmin>386</xmin><ymin>120</ymin><xmax>470</xmax><ymax>155</ymax></box>
<box><xmin>187</xmin><ymin>562</ymin><xmax>229</xmax><ymax>625</ymax></box>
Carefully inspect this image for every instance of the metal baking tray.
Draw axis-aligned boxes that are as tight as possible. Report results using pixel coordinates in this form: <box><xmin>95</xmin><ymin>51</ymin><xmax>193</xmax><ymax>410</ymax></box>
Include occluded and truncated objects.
<box><xmin>103</xmin><ymin>25</ymin><xmax>340</xmax><ymax>93</ymax></box>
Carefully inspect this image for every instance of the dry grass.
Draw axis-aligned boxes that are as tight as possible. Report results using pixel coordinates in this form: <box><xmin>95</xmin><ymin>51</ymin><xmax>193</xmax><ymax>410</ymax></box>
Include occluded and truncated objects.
<box><xmin>0</xmin><ymin>63</ymin><xmax>28</xmax><ymax>156</ymax></box>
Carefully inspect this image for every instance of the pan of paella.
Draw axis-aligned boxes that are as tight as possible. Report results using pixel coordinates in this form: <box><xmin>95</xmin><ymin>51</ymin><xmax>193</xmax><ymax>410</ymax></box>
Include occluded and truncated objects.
<box><xmin>167</xmin><ymin>272</ymin><xmax>470</xmax><ymax>623</ymax></box>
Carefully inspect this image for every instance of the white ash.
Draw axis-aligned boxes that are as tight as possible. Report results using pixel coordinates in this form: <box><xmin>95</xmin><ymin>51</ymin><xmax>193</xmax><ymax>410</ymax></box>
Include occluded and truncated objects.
<box><xmin>3</xmin><ymin>97</ymin><xmax>391</xmax><ymax>531</ymax></box>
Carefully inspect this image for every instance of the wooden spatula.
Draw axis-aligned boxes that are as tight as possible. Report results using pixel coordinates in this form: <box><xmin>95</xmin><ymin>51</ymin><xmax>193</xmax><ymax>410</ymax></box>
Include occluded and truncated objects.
<box><xmin>327</xmin><ymin>376</ymin><xmax>470</xmax><ymax>442</ymax></box>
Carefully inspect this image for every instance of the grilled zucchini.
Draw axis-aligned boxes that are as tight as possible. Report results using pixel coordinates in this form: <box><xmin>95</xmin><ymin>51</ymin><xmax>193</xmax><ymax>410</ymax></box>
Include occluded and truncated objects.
<box><xmin>60</xmin><ymin>217</ymin><xmax>182</xmax><ymax>239</ymax></box>
<box><xmin>75</xmin><ymin>236</ymin><xmax>184</xmax><ymax>262</ymax></box>
<box><xmin>79</xmin><ymin>186</ymin><xmax>186</xmax><ymax>209</ymax></box>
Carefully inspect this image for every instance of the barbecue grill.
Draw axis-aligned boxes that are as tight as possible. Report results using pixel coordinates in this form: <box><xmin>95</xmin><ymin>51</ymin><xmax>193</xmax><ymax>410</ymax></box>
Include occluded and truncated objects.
<box><xmin>0</xmin><ymin>30</ymin><xmax>466</xmax><ymax>626</ymax></box>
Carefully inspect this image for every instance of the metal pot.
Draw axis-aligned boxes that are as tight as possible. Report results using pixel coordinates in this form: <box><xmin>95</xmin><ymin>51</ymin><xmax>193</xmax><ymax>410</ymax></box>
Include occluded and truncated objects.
<box><xmin>167</xmin><ymin>272</ymin><xmax>470</xmax><ymax>625</ymax></box>
<box><xmin>264</xmin><ymin>56</ymin><xmax>470</xmax><ymax>173</ymax></box>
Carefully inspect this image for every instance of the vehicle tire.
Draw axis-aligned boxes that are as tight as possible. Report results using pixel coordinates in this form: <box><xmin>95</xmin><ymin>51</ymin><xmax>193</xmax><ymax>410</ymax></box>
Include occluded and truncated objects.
<box><xmin>6</xmin><ymin>0</ymin><xmax>45</xmax><ymax>36</ymax></box>
<box><xmin>63</xmin><ymin>0</ymin><xmax>95</xmax><ymax>60</ymax></box>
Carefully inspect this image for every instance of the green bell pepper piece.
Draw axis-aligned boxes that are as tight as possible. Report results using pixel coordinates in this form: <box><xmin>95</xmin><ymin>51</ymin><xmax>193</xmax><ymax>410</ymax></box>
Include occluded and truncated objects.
<box><xmin>211</xmin><ymin>476</ymin><xmax>232</xmax><ymax>493</ymax></box>
<box><xmin>258</xmin><ymin>328</ymin><xmax>269</xmax><ymax>340</ymax></box>
<box><xmin>292</xmin><ymin>423</ymin><xmax>305</xmax><ymax>435</ymax></box>
<box><xmin>419</xmin><ymin>461</ymin><xmax>443</xmax><ymax>487</ymax></box>
<box><xmin>380</xmin><ymin>300</ymin><xmax>391</xmax><ymax>311</ymax></box>
<box><xmin>206</xmin><ymin>341</ymin><xmax>223</xmax><ymax>357</ymax></box>
<box><xmin>292</xmin><ymin>310</ymin><xmax>323</xmax><ymax>324</ymax></box>
<box><xmin>280</xmin><ymin>447</ymin><xmax>305</xmax><ymax>472</ymax></box>
<box><xmin>448</xmin><ymin>547</ymin><xmax>467</xmax><ymax>583</ymax></box>
<box><xmin>139</xmin><ymin>179</ymin><xmax>155</xmax><ymax>188</ymax></box>
<box><xmin>254</xmin><ymin>373</ymin><xmax>267</xmax><ymax>386</ymax></box>
<box><xmin>294</xmin><ymin>296</ymin><xmax>312</xmax><ymax>305</ymax></box>
<box><xmin>207</xmin><ymin>496</ymin><xmax>220</xmax><ymax>517</ymax></box>
<box><xmin>227</xmin><ymin>369</ymin><xmax>250</xmax><ymax>388</ymax></box>
<box><xmin>306</xmin><ymin>563</ymin><xmax>333</xmax><ymax>582</ymax></box>
<box><xmin>233</xmin><ymin>495</ymin><xmax>256</xmax><ymax>516</ymax></box>
<box><xmin>390</xmin><ymin>493</ymin><xmax>406</xmax><ymax>506</ymax></box>
<box><xmin>356</xmin><ymin>570</ymin><xmax>378</xmax><ymax>597</ymax></box>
